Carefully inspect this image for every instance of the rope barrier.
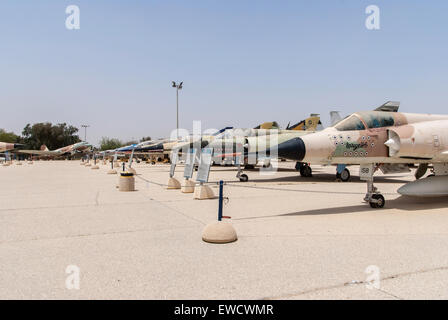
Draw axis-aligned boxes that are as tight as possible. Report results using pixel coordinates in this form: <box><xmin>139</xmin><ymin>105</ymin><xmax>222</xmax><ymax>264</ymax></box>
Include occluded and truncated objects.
<box><xmin>135</xmin><ymin>174</ymin><xmax>397</xmax><ymax>196</ymax></box>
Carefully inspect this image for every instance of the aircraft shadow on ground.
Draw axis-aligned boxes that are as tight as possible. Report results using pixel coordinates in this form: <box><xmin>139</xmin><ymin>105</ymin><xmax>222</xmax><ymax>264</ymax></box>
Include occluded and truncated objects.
<box><xmin>281</xmin><ymin>196</ymin><xmax>448</xmax><ymax>216</ymax></box>
<box><xmin>211</xmin><ymin>166</ymin><xmax>297</xmax><ymax>173</ymax></box>
<box><xmin>221</xmin><ymin>173</ymin><xmax>410</xmax><ymax>184</ymax></box>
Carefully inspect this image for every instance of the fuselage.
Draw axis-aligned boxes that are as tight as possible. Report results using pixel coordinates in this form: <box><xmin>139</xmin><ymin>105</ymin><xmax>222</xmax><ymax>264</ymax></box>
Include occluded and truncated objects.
<box><xmin>284</xmin><ymin>111</ymin><xmax>448</xmax><ymax>165</ymax></box>
<box><xmin>55</xmin><ymin>141</ymin><xmax>92</xmax><ymax>154</ymax></box>
<box><xmin>0</xmin><ymin>142</ymin><xmax>17</xmax><ymax>153</ymax></box>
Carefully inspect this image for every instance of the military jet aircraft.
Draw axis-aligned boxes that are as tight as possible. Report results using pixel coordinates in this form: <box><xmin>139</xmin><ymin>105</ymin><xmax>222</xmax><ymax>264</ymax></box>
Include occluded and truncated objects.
<box><xmin>128</xmin><ymin>127</ymin><xmax>234</xmax><ymax>163</ymax></box>
<box><xmin>206</xmin><ymin>115</ymin><xmax>322</xmax><ymax>181</ymax></box>
<box><xmin>19</xmin><ymin>141</ymin><xmax>92</xmax><ymax>157</ymax></box>
<box><xmin>271</xmin><ymin>105</ymin><xmax>448</xmax><ymax>208</ymax></box>
<box><xmin>0</xmin><ymin>142</ymin><xmax>23</xmax><ymax>162</ymax></box>
<box><xmin>0</xmin><ymin>142</ymin><xmax>23</xmax><ymax>153</ymax></box>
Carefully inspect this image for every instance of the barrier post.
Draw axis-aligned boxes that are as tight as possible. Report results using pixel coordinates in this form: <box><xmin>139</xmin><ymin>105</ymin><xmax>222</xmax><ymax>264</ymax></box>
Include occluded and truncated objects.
<box><xmin>218</xmin><ymin>180</ymin><xmax>223</xmax><ymax>221</ymax></box>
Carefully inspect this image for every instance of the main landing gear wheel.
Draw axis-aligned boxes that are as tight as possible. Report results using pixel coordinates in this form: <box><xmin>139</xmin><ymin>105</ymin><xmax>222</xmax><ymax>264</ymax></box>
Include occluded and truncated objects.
<box><xmin>300</xmin><ymin>164</ymin><xmax>312</xmax><ymax>177</ymax></box>
<box><xmin>239</xmin><ymin>174</ymin><xmax>249</xmax><ymax>182</ymax></box>
<box><xmin>336</xmin><ymin>168</ymin><xmax>351</xmax><ymax>182</ymax></box>
<box><xmin>369</xmin><ymin>194</ymin><xmax>385</xmax><ymax>208</ymax></box>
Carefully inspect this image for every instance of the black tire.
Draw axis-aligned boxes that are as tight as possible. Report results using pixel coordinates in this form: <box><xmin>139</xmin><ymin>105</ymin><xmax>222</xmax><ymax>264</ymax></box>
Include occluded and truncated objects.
<box><xmin>336</xmin><ymin>168</ymin><xmax>351</xmax><ymax>182</ymax></box>
<box><xmin>300</xmin><ymin>165</ymin><xmax>312</xmax><ymax>177</ymax></box>
<box><xmin>239</xmin><ymin>174</ymin><xmax>249</xmax><ymax>182</ymax></box>
<box><xmin>369</xmin><ymin>194</ymin><xmax>385</xmax><ymax>208</ymax></box>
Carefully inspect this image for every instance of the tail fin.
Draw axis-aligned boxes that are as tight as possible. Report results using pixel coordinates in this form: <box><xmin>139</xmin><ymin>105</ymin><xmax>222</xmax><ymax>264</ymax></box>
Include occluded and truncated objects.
<box><xmin>40</xmin><ymin>145</ymin><xmax>49</xmax><ymax>151</ymax></box>
<box><xmin>330</xmin><ymin>111</ymin><xmax>342</xmax><ymax>126</ymax></box>
<box><xmin>288</xmin><ymin>115</ymin><xmax>321</xmax><ymax>131</ymax></box>
<box><xmin>374</xmin><ymin>101</ymin><xmax>400</xmax><ymax>112</ymax></box>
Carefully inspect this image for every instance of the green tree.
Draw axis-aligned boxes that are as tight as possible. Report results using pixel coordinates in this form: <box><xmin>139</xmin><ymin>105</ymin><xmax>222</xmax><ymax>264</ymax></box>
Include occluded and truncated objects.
<box><xmin>21</xmin><ymin>122</ymin><xmax>81</xmax><ymax>150</ymax></box>
<box><xmin>99</xmin><ymin>137</ymin><xmax>123</xmax><ymax>151</ymax></box>
<box><xmin>140</xmin><ymin>136</ymin><xmax>152</xmax><ymax>142</ymax></box>
<box><xmin>0</xmin><ymin>129</ymin><xmax>20</xmax><ymax>143</ymax></box>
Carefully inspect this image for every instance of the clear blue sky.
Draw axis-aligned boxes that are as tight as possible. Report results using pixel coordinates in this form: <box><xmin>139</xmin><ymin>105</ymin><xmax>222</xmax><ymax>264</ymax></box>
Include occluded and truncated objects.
<box><xmin>1</xmin><ymin>0</ymin><xmax>447</xmax><ymax>145</ymax></box>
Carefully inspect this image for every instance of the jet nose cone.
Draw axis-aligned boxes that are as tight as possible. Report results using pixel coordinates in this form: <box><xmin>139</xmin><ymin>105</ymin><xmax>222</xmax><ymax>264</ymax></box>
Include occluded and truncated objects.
<box><xmin>274</xmin><ymin>137</ymin><xmax>306</xmax><ymax>161</ymax></box>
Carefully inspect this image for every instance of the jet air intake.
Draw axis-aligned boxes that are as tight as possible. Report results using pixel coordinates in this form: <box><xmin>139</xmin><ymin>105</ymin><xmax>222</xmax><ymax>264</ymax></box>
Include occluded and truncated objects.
<box><xmin>385</xmin><ymin>130</ymin><xmax>401</xmax><ymax>157</ymax></box>
<box><xmin>386</xmin><ymin>125</ymin><xmax>435</xmax><ymax>159</ymax></box>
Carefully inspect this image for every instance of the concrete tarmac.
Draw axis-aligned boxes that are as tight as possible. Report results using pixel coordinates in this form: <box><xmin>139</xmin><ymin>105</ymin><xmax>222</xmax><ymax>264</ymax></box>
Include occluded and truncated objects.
<box><xmin>1</xmin><ymin>160</ymin><xmax>448</xmax><ymax>299</ymax></box>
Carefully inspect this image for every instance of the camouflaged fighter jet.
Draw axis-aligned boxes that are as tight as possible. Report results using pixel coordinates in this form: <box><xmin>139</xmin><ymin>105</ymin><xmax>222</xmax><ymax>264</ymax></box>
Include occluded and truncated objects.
<box><xmin>19</xmin><ymin>141</ymin><xmax>92</xmax><ymax>158</ymax></box>
<box><xmin>0</xmin><ymin>142</ymin><xmax>23</xmax><ymax>153</ymax></box>
<box><xmin>270</xmin><ymin>102</ymin><xmax>448</xmax><ymax>208</ymax></box>
<box><xmin>127</xmin><ymin>127</ymin><xmax>235</xmax><ymax>163</ymax></box>
<box><xmin>206</xmin><ymin>115</ymin><xmax>322</xmax><ymax>181</ymax></box>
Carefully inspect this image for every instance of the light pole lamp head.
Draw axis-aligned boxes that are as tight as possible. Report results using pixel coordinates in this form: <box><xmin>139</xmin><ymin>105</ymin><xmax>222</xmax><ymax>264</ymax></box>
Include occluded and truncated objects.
<box><xmin>178</xmin><ymin>82</ymin><xmax>183</xmax><ymax>89</ymax></box>
<box><xmin>171</xmin><ymin>81</ymin><xmax>177</xmax><ymax>88</ymax></box>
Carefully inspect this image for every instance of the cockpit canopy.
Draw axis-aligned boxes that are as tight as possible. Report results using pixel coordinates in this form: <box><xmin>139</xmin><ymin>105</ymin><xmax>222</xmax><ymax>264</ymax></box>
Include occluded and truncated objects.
<box><xmin>334</xmin><ymin>114</ymin><xmax>365</xmax><ymax>131</ymax></box>
<box><xmin>334</xmin><ymin>111</ymin><xmax>395</xmax><ymax>131</ymax></box>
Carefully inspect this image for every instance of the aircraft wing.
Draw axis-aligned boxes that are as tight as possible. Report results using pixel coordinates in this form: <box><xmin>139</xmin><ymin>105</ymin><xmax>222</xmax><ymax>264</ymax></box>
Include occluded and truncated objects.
<box><xmin>18</xmin><ymin>150</ymin><xmax>57</xmax><ymax>156</ymax></box>
<box><xmin>213</xmin><ymin>152</ymin><xmax>243</xmax><ymax>159</ymax></box>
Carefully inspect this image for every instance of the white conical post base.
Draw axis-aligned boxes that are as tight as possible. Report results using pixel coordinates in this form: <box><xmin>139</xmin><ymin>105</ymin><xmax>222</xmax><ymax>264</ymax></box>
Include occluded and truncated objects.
<box><xmin>202</xmin><ymin>221</ymin><xmax>237</xmax><ymax>244</ymax></box>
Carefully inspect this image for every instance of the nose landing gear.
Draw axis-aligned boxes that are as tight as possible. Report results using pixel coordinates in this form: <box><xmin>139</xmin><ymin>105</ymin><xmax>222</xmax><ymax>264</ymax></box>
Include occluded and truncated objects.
<box><xmin>361</xmin><ymin>164</ymin><xmax>385</xmax><ymax>208</ymax></box>
<box><xmin>295</xmin><ymin>162</ymin><xmax>313</xmax><ymax>177</ymax></box>
<box><xmin>236</xmin><ymin>162</ymin><xmax>249</xmax><ymax>182</ymax></box>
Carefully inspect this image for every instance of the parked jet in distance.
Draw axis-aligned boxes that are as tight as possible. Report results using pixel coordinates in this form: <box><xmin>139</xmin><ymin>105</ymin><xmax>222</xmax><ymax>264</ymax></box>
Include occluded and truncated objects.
<box><xmin>19</xmin><ymin>141</ymin><xmax>92</xmax><ymax>157</ymax></box>
<box><xmin>272</xmin><ymin>106</ymin><xmax>448</xmax><ymax>208</ymax></box>
<box><xmin>286</xmin><ymin>115</ymin><xmax>322</xmax><ymax>131</ymax></box>
<box><xmin>0</xmin><ymin>142</ymin><xmax>23</xmax><ymax>153</ymax></box>
<box><xmin>127</xmin><ymin>127</ymin><xmax>234</xmax><ymax>162</ymax></box>
<box><xmin>206</xmin><ymin>115</ymin><xmax>322</xmax><ymax>181</ymax></box>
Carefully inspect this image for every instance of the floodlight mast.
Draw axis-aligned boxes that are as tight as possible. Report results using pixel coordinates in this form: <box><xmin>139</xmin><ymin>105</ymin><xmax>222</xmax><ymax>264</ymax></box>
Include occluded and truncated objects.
<box><xmin>81</xmin><ymin>125</ymin><xmax>90</xmax><ymax>142</ymax></box>
<box><xmin>172</xmin><ymin>81</ymin><xmax>183</xmax><ymax>139</ymax></box>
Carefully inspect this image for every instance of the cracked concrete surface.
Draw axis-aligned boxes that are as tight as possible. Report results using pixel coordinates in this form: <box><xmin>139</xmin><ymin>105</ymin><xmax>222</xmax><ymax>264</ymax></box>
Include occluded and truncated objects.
<box><xmin>1</xmin><ymin>160</ymin><xmax>448</xmax><ymax>299</ymax></box>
